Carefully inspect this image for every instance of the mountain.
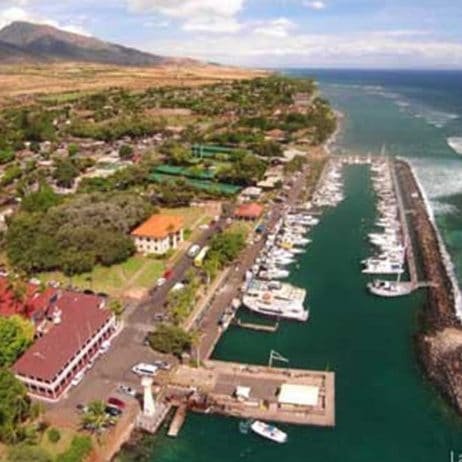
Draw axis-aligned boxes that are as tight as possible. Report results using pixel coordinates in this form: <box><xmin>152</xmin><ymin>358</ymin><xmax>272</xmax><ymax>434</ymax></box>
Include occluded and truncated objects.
<box><xmin>0</xmin><ymin>21</ymin><xmax>174</xmax><ymax>66</ymax></box>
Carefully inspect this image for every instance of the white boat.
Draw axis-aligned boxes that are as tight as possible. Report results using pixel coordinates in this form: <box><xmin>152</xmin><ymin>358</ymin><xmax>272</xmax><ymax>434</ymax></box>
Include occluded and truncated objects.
<box><xmin>362</xmin><ymin>261</ymin><xmax>404</xmax><ymax>275</ymax></box>
<box><xmin>367</xmin><ymin>280</ymin><xmax>413</xmax><ymax>297</ymax></box>
<box><xmin>243</xmin><ymin>279</ymin><xmax>308</xmax><ymax>321</ymax></box>
<box><xmin>259</xmin><ymin>269</ymin><xmax>290</xmax><ymax>280</ymax></box>
<box><xmin>250</xmin><ymin>420</ymin><xmax>287</xmax><ymax>444</ymax></box>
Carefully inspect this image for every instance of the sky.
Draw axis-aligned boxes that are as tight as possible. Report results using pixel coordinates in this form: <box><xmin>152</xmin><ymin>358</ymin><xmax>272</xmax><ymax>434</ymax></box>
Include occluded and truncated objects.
<box><xmin>0</xmin><ymin>0</ymin><xmax>461</xmax><ymax>69</ymax></box>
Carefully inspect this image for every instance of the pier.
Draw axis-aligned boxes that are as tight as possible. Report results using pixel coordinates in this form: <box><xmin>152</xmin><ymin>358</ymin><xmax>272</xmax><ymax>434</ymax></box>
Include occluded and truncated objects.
<box><xmin>167</xmin><ymin>360</ymin><xmax>335</xmax><ymax>427</ymax></box>
<box><xmin>167</xmin><ymin>405</ymin><xmax>188</xmax><ymax>437</ymax></box>
<box><xmin>234</xmin><ymin>318</ymin><xmax>279</xmax><ymax>332</ymax></box>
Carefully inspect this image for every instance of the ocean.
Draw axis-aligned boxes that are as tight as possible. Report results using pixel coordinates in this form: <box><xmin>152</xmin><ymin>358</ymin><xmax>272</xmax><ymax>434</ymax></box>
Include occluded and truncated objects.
<box><xmin>116</xmin><ymin>70</ymin><xmax>462</xmax><ymax>462</ymax></box>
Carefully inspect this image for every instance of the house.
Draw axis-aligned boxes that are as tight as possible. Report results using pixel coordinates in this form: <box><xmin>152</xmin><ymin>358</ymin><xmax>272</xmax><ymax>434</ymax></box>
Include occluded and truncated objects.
<box><xmin>265</xmin><ymin>128</ymin><xmax>287</xmax><ymax>143</ymax></box>
<box><xmin>131</xmin><ymin>214</ymin><xmax>184</xmax><ymax>255</ymax></box>
<box><xmin>12</xmin><ymin>291</ymin><xmax>116</xmax><ymax>402</ymax></box>
<box><xmin>240</xmin><ymin>186</ymin><xmax>262</xmax><ymax>201</ymax></box>
<box><xmin>234</xmin><ymin>203</ymin><xmax>264</xmax><ymax>220</ymax></box>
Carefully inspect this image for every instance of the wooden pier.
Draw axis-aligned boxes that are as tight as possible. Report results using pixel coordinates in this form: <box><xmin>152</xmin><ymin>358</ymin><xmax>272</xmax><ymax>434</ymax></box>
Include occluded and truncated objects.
<box><xmin>234</xmin><ymin>318</ymin><xmax>279</xmax><ymax>332</ymax></box>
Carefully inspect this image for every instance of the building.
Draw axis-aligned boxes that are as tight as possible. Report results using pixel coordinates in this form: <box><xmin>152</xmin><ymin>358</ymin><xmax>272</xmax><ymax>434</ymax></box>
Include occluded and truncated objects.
<box><xmin>234</xmin><ymin>203</ymin><xmax>264</xmax><ymax>220</ymax></box>
<box><xmin>12</xmin><ymin>291</ymin><xmax>116</xmax><ymax>401</ymax></box>
<box><xmin>131</xmin><ymin>214</ymin><xmax>184</xmax><ymax>255</ymax></box>
<box><xmin>278</xmin><ymin>384</ymin><xmax>320</xmax><ymax>408</ymax></box>
<box><xmin>239</xmin><ymin>186</ymin><xmax>262</xmax><ymax>201</ymax></box>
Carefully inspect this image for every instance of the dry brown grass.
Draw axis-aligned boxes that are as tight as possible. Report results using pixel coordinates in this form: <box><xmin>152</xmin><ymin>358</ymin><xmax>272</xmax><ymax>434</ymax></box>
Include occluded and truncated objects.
<box><xmin>0</xmin><ymin>62</ymin><xmax>267</xmax><ymax>107</ymax></box>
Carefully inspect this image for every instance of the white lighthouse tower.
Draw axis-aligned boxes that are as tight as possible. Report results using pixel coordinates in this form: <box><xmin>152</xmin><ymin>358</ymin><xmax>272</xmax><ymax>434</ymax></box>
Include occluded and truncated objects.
<box><xmin>141</xmin><ymin>376</ymin><xmax>156</xmax><ymax>417</ymax></box>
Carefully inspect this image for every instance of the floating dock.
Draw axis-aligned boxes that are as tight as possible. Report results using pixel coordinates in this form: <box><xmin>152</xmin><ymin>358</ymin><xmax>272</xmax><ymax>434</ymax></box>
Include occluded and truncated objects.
<box><xmin>234</xmin><ymin>319</ymin><xmax>279</xmax><ymax>333</ymax></box>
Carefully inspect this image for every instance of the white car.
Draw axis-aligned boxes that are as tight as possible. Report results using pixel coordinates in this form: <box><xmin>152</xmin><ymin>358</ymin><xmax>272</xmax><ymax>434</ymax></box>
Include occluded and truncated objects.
<box><xmin>99</xmin><ymin>340</ymin><xmax>111</xmax><ymax>354</ymax></box>
<box><xmin>131</xmin><ymin>363</ymin><xmax>159</xmax><ymax>377</ymax></box>
<box><xmin>187</xmin><ymin>244</ymin><xmax>200</xmax><ymax>258</ymax></box>
<box><xmin>71</xmin><ymin>371</ymin><xmax>85</xmax><ymax>387</ymax></box>
<box><xmin>156</xmin><ymin>277</ymin><xmax>167</xmax><ymax>287</ymax></box>
<box><xmin>118</xmin><ymin>384</ymin><xmax>137</xmax><ymax>397</ymax></box>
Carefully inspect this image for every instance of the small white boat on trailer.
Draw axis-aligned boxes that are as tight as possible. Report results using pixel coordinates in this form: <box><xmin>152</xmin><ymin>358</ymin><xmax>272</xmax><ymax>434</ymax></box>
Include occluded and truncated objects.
<box><xmin>250</xmin><ymin>420</ymin><xmax>287</xmax><ymax>444</ymax></box>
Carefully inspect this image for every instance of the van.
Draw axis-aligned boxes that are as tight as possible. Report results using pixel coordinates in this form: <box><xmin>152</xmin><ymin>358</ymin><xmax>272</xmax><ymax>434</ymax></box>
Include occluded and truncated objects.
<box><xmin>131</xmin><ymin>363</ymin><xmax>158</xmax><ymax>377</ymax></box>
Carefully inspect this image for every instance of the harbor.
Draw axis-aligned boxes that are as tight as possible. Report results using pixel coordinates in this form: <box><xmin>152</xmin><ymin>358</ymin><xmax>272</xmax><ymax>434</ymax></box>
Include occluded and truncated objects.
<box><xmin>119</xmin><ymin>154</ymin><xmax>462</xmax><ymax>462</ymax></box>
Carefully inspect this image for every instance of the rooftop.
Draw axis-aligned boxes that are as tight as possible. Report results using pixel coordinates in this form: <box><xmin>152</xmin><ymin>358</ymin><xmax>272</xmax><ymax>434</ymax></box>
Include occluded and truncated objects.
<box><xmin>13</xmin><ymin>291</ymin><xmax>111</xmax><ymax>382</ymax></box>
<box><xmin>234</xmin><ymin>202</ymin><xmax>264</xmax><ymax>219</ymax></box>
<box><xmin>131</xmin><ymin>214</ymin><xmax>184</xmax><ymax>239</ymax></box>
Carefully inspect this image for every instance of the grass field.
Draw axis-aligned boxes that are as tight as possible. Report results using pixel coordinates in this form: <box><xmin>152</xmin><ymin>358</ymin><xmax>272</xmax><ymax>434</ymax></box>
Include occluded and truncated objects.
<box><xmin>38</xmin><ymin>255</ymin><xmax>165</xmax><ymax>298</ymax></box>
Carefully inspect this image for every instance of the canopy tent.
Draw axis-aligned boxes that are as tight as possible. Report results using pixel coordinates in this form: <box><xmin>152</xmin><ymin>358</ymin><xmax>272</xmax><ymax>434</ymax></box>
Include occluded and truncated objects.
<box><xmin>278</xmin><ymin>384</ymin><xmax>319</xmax><ymax>407</ymax></box>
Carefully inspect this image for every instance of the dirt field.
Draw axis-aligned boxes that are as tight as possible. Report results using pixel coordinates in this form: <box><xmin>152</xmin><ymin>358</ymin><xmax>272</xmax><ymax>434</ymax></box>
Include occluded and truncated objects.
<box><xmin>0</xmin><ymin>62</ymin><xmax>266</xmax><ymax>107</ymax></box>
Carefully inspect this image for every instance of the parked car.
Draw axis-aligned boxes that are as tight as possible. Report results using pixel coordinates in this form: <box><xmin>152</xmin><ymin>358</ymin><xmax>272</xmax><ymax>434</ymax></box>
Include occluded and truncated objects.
<box><xmin>131</xmin><ymin>363</ymin><xmax>158</xmax><ymax>377</ymax></box>
<box><xmin>187</xmin><ymin>244</ymin><xmax>200</xmax><ymax>258</ymax></box>
<box><xmin>105</xmin><ymin>406</ymin><xmax>122</xmax><ymax>417</ymax></box>
<box><xmin>71</xmin><ymin>371</ymin><xmax>85</xmax><ymax>387</ymax></box>
<box><xmin>107</xmin><ymin>397</ymin><xmax>126</xmax><ymax>409</ymax></box>
<box><xmin>99</xmin><ymin>340</ymin><xmax>111</xmax><ymax>354</ymax></box>
<box><xmin>156</xmin><ymin>277</ymin><xmax>167</xmax><ymax>287</ymax></box>
<box><xmin>118</xmin><ymin>384</ymin><xmax>137</xmax><ymax>397</ymax></box>
<box><xmin>152</xmin><ymin>360</ymin><xmax>172</xmax><ymax>371</ymax></box>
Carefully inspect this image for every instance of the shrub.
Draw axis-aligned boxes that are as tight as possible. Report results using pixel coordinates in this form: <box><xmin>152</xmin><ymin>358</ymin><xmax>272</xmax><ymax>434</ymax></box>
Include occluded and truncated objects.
<box><xmin>47</xmin><ymin>427</ymin><xmax>61</xmax><ymax>443</ymax></box>
<box><xmin>58</xmin><ymin>435</ymin><xmax>92</xmax><ymax>462</ymax></box>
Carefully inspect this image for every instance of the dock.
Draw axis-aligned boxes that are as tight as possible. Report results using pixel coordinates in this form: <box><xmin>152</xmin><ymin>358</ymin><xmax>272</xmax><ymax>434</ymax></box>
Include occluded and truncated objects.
<box><xmin>167</xmin><ymin>360</ymin><xmax>335</xmax><ymax>427</ymax></box>
<box><xmin>234</xmin><ymin>318</ymin><xmax>279</xmax><ymax>332</ymax></box>
<box><xmin>167</xmin><ymin>405</ymin><xmax>188</xmax><ymax>437</ymax></box>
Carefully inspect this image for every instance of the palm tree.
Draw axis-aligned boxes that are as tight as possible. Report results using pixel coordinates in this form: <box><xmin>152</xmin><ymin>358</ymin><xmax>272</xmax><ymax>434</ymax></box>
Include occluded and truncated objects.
<box><xmin>81</xmin><ymin>400</ymin><xmax>110</xmax><ymax>437</ymax></box>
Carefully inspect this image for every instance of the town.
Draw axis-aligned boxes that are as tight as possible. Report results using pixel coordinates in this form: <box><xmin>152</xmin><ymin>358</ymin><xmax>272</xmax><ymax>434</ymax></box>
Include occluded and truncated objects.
<box><xmin>0</xmin><ymin>74</ymin><xmax>337</xmax><ymax>461</ymax></box>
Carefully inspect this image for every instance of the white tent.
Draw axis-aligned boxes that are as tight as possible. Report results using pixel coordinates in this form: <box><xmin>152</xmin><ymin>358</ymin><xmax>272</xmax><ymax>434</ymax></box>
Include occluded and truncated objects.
<box><xmin>278</xmin><ymin>384</ymin><xmax>319</xmax><ymax>407</ymax></box>
<box><xmin>235</xmin><ymin>386</ymin><xmax>251</xmax><ymax>400</ymax></box>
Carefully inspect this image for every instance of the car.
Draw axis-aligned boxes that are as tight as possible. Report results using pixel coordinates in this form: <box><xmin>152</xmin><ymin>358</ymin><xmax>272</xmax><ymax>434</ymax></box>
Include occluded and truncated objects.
<box><xmin>156</xmin><ymin>277</ymin><xmax>167</xmax><ymax>287</ymax></box>
<box><xmin>71</xmin><ymin>371</ymin><xmax>85</xmax><ymax>387</ymax></box>
<box><xmin>76</xmin><ymin>404</ymin><xmax>88</xmax><ymax>413</ymax></box>
<box><xmin>105</xmin><ymin>406</ymin><xmax>122</xmax><ymax>417</ymax></box>
<box><xmin>131</xmin><ymin>363</ymin><xmax>159</xmax><ymax>377</ymax></box>
<box><xmin>118</xmin><ymin>384</ymin><xmax>137</xmax><ymax>397</ymax></box>
<box><xmin>99</xmin><ymin>340</ymin><xmax>111</xmax><ymax>354</ymax></box>
<box><xmin>152</xmin><ymin>360</ymin><xmax>172</xmax><ymax>371</ymax></box>
<box><xmin>153</xmin><ymin>313</ymin><xmax>166</xmax><ymax>322</ymax></box>
<box><xmin>187</xmin><ymin>244</ymin><xmax>200</xmax><ymax>258</ymax></box>
<box><xmin>107</xmin><ymin>397</ymin><xmax>126</xmax><ymax>409</ymax></box>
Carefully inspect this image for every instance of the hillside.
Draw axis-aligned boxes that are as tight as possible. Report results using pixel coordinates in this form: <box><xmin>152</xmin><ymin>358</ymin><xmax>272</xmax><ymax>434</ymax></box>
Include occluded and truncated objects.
<box><xmin>0</xmin><ymin>21</ymin><xmax>169</xmax><ymax>66</ymax></box>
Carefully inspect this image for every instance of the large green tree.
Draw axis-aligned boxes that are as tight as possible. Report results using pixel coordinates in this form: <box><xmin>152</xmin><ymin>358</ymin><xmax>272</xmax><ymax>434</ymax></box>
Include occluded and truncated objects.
<box><xmin>0</xmin><ymin>369</ymin><xmax>31</xmax><ymax>444</ymax></box>
<box><xmin>0</xmin><ymin>316</ymin><xmax>34</xmax><ymax>368</ymax></box>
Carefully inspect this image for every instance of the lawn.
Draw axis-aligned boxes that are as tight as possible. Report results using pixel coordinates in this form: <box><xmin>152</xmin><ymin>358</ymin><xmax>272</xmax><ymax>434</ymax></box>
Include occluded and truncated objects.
<box><xmin>38</xmin><ymin>255</ymin><xmax>165</xmax><ymax>298</ymax></box>
<box><xmin>39</xmin><ymin>427</ymin><xmax>76</xmax><ymax>458</ymax></box>
<box><xmin>160</xmin><ymin>206</ymin><xmax>213</xmax><ymax>230</ymax></box>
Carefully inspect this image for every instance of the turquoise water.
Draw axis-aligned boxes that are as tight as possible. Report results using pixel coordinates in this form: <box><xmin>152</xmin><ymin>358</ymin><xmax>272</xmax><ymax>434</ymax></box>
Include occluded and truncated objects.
<box><xmin>117</xmin><ymin>71</ymin><xmax>462</xmax><ymax>461</ymax></box>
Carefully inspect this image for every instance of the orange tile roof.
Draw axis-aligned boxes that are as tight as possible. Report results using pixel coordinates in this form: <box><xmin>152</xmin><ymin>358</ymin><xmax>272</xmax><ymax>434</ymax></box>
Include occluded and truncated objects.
<box><xmin>234</xmin><ymin>202</ymin><xmax>264</xmax><ymax>219</ymax></box>
<box><xmin>131</xmin><ymin>214</ymin><xmax>184</xmax><ymax>239</ymax></box>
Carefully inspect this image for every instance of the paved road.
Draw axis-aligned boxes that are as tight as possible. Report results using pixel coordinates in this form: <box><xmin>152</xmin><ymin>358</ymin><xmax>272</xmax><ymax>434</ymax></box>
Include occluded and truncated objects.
<box><xmin>196</xmin><ymin>167</ymin><xmax>311</xmax><ymax>360</ymax></box>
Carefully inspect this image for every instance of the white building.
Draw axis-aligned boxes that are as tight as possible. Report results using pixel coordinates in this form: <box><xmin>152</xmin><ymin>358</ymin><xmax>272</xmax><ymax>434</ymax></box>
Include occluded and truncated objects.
<box><xmin>131</xmin><ymin>214</ymin><xmax>184</xmax><ymax>255</ymax></box>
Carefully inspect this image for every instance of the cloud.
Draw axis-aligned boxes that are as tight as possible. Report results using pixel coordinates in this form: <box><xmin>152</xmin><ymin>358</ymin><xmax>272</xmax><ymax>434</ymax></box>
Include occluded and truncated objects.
<box><xmin>254</xmin><ymin>18</ymin><xmax>296</xmax><ymax>38</ymax></box>
<box><xmin>127</xmin><ymin>0</ymin><xmax>245</xmax><ymax>34</ymax></box>
<box><xmin>303</xmin><ymin>1</ymin><xmax>326</xmax><ymax>10</ymax></box>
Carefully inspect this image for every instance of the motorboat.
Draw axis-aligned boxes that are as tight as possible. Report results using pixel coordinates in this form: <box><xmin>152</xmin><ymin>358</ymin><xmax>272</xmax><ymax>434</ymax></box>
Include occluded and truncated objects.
<box><xmin>250</xmin><ymin>420</ymin><xmax>287</xmax><ymax>444</ymax></box>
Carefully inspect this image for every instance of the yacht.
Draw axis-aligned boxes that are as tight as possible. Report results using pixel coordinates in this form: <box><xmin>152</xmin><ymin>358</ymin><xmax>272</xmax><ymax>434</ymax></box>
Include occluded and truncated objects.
<box><xmin>242</xmin><ymin>279</ymin><xmax>308</xmax><ymax>321</ymax></box>
<box><xmin>367</xmin><ymin>280</ymin><xmax>413</xmax><ymax>297</ymax></box>
<box><xmin>250</xmin><ymin>421</ymin><xmax>287</xmax><ymax>444</ymax></box>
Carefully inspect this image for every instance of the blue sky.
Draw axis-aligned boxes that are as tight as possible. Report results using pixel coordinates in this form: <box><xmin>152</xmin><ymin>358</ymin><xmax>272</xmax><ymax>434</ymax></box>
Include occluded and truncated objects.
<box><xmin>1</xmin><ymin>0</ymin><xmax>461</xmax><ymax>68</ymax></box>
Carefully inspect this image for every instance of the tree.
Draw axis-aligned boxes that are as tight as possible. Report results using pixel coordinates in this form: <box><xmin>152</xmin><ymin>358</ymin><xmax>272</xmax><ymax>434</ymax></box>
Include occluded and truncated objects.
<box><xmin>53</xmin><ymin>159</ymin><xmax>79</xmax><ymax>188</ymax></box>
<box><xmin>21</xmin><ymin>184</ymin><xmax>61</xmax><ymax>214</ymax></box>
<box><xmin>81</xmin><ymin>400</ymin><xmax>111</xmax><ymax>435</ymax></box>
<box><xmin>0</xmin><ymin>369</ymin><xmax>31</xmax><ymax>444</ymax></box>
<box><xmin>119</xmin><ymin>144</ymin><xmax>134</xmax><ymax>160</ymax></box>
<box><xmin>68</xmin><ymin>143</ymin><xmax>79</xmax><ymax>157</ymax></box>
<box><xmin>148</xmin><ymin>324</ymin><xmax>193</xmax><ymax>356</ymax></box>
<box><xmin>47</xmin><ymin>427</ymin><xmax>61</xmax><ymax>443</ymax></box>
<box><xmin>109</xmin><ymin>299</ymin><xmax>124</xmax><ymax>319</ymax></box>
<box><xmin>0</xmin><ymin>316</ymin><xmax>35</xmax><ymax>367</ymax></box>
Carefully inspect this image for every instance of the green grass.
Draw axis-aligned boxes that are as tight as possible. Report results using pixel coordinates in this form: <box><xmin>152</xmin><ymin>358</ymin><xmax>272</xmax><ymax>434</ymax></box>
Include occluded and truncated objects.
<box><xmin>39</xmin><ymin>427</ymin><xmax>76</xmax><ymax>458</ymax></box>
<box><xmin>160</xmin><ymin>206</ymin><xmax>212</xmax><ymax>229</ymax></box>
<box><xmin>38</xmin><ymin>255</ymin><xmax>165</xmax><ymax>297</ymax></box>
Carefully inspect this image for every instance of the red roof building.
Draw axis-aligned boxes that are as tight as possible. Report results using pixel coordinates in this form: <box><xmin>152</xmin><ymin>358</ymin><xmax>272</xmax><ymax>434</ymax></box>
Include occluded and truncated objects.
<box><xmin>234</xmin><ymin>203</ymin><xmax>264</xmax><ymax>220</ymax></box>
<box><xmin>12</xmin><ymin>291</ymin><xmax>116</xmax><ymax>402</ymax></box>
<box><xmin>0</xmin><ymin>277</ymin><xmax>58</xmax><ymax>321</ymax></box>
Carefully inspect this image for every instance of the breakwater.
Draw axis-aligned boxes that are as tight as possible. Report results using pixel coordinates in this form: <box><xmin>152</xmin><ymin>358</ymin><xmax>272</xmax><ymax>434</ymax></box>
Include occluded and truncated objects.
<box><xmin>396</xmin><ymin>158</ymin><xmax>462</xmax><ymax>413</ymax></box>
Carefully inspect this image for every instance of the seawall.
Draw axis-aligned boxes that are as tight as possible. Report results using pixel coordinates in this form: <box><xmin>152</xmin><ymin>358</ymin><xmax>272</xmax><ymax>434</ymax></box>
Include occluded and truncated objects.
<box><xmin>396</xmin><ymin>158</ymin><xmax>462</xmax><ymax>414</ymax></box>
